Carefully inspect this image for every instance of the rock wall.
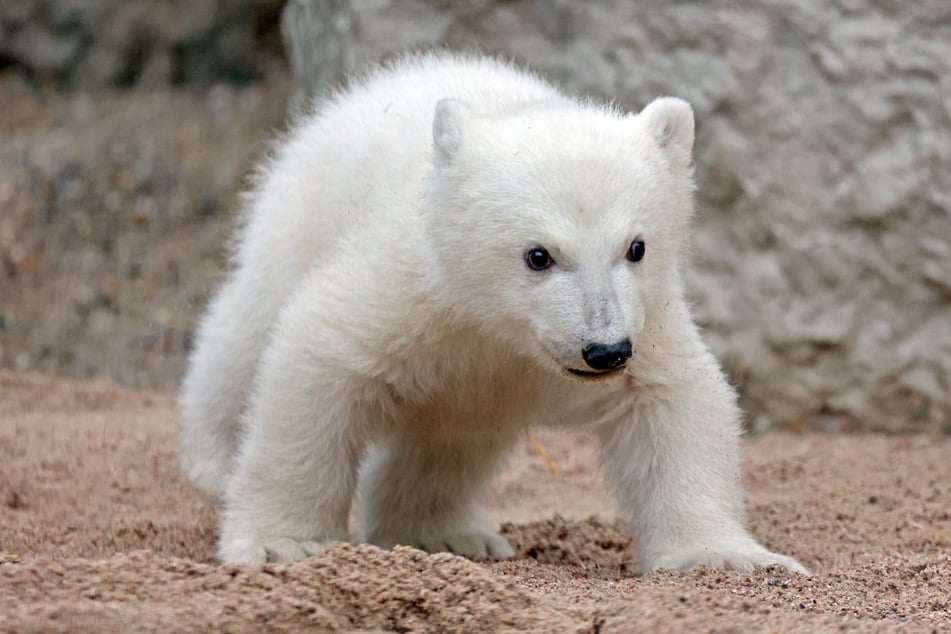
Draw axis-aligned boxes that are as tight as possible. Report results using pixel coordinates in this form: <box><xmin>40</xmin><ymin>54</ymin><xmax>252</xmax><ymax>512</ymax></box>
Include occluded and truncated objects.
<box><xmin>2</xmin><ymin>0</ymin><xmax>948</xmax><ymax>432</ymax></box>
<box><xmin>0</xmin><ymin>75</ymin><xmax>290</xmax><ymax>388</ymax></box>
<box><xmin>0</xmin><ymin>0</ymin><xmax>284</xmax><ymax>86</ymax></box>
<box><xmin>296</xmin><ymin>0</ymin><xmax>951</xmax><ymax>432</ymax></box>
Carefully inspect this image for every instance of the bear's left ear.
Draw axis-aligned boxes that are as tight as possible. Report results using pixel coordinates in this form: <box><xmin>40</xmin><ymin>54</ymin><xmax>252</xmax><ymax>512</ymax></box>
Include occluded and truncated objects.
<box><xmin>639</xmin><ymin>97</ymin><xmax>694</xmax><ymax>170</ymax></box>
<box><xmin>432</xmin><ymin>98</ymin><xmax>472</xmax><ymax>168</ymax></box>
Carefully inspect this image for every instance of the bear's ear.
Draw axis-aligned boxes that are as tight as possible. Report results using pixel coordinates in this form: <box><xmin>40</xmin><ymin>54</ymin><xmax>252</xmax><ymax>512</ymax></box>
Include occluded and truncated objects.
<box><xmin>639</xmin><ymin>97</ymin><xmax>694</xmax><ymax>169</ymax></box>
<box><xmin>432</xmin><ymin>98</ymin><xmax>471</xmax><ymax>167</ymax></box>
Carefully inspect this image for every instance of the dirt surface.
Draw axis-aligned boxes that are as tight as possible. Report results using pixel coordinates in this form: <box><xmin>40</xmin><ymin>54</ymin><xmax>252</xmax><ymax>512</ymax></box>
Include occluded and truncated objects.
<box><xmin>1</xmin><ymin>371</ymin><xmax>949</xmax><ymax>632</ymax></box>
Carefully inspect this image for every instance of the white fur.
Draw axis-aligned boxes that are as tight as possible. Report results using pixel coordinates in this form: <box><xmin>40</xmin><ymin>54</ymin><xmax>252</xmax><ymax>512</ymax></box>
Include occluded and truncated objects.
<box><xmin>179</xmin><ymin>53</ymin><xmax>808</xmax><ymax>575</ymax></box>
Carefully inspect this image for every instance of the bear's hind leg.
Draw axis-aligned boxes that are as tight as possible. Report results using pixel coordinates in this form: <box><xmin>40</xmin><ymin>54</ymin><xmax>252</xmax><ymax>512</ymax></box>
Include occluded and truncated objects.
<box><xmin>179</xmin><ymin>270</ymin><xmax>279</xmax><ymax>496</ymax></box>
<box><xmin>358</xmin><ymin>430</ymin><xmax>518</xmax><ymax>559</ymax></box>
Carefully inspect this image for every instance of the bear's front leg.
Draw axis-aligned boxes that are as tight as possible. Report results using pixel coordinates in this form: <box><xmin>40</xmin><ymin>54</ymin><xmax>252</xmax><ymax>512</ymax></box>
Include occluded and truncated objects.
<box><xmin>358</xmin><ymin>430</ymin><xmax>518</xmax><ymax>559</ymax></box>
<box><xmin>217</xmin><ymin>291</ymin><xmax>381</xmax><ymax>565</ymax></box>
<box><xmin>598</xmin><ymin>352</ymin><xmax>809</xmax><ymax>575</ymax></box>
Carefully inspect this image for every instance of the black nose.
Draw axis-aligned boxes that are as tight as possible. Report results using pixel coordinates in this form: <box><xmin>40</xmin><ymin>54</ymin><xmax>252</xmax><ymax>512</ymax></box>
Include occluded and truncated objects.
<box><xmin>582</xmin><ymin>340</ymin><xmax>632</xmax><ymax>371</ymax></box>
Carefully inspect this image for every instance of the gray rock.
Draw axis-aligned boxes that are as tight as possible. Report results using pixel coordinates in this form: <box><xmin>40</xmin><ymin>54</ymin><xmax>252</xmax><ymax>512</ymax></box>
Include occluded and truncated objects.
<box><xmin>0</xmin><ymin>0</ymin><xmax>284</xmax><ymax>87</ymax></box>
<box><xmin>281</xmin><ymin>0</ymin><xmax>358</xmax><ymax>115</ymax></box>
<box><xmin>4</xmin><ymin>0</ymin><xmax>947</xmax><ymax>432</ymax></box>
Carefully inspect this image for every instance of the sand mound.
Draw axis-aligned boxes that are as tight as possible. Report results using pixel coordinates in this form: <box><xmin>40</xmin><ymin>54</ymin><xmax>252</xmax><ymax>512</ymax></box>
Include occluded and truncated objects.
<box><xmin>1</xmin><ymin>370</ymin><xmax>949</xmax><ymax>632</ymax></box>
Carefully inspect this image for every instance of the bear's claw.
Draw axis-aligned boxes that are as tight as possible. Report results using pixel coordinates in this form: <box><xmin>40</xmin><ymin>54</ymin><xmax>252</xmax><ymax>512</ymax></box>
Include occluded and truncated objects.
<box><xmin>646</xmin><ymin>542</ymin><xmax>810</xmax><ymax>575</ymax></box>
<box><xmin>418</xmin><ymin>529</ymin><xmax>516</xmax><ymax>560</ymax></box>
<box><xmin>218</xmin><ymin>535</ymin><xmax>332</xmax><ymax>565</ymax></box>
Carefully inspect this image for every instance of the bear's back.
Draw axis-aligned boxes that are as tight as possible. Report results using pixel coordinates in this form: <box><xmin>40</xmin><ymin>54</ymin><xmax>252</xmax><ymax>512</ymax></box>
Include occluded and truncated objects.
<box><xmin>238</xmin><ymin>55</ymin><xmax>566</xmax><ymax>289</ymax></box>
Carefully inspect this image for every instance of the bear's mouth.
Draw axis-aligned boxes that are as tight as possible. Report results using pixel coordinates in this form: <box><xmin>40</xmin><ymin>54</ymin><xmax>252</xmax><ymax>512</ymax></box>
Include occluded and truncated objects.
<box><xmin>565</xmin><ymin>367</ymin><xmax>626</xmax><ymax>380</ymax></box>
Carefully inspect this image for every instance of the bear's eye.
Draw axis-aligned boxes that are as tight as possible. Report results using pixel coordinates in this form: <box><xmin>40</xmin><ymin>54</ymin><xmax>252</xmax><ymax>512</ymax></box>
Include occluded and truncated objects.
<box><xmin>627</xmin><ymin>239</ymin><xmax>646</xmax><ymax>263</ymax></box>
<box><xmin>525</xmin><ymin>247</ymin><xmax>553</xmax><ymax>271</ymax></box>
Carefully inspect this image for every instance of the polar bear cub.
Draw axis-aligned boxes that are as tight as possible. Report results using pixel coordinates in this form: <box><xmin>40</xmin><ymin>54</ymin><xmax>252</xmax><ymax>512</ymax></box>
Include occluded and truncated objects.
<box><xmin>179</xmin><ymin>53</ymin><xmax>807</xmax><ymax>574</ymax></box>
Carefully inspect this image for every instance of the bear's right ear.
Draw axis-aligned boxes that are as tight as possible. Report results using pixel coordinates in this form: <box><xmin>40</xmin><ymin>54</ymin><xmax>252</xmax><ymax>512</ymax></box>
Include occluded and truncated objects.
<box><xmin>432</xmin><ymin>98</ymin><xmax>471</xmax><ymax>167</ymax></box>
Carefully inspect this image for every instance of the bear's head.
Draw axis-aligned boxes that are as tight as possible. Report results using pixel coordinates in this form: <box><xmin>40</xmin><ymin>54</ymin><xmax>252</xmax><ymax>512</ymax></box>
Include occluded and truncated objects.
<box><xmin>423</xmin><ymin>96</ymin><xmax>696</xmax><ymax>380</ymax></box>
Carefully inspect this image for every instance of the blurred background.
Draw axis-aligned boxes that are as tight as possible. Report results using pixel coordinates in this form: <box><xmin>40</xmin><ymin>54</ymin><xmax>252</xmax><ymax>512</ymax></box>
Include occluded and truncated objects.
<box><xmin>0</xmin><ymin>0</ymin><xmax>948</xmax><ymax>433</ymax></box>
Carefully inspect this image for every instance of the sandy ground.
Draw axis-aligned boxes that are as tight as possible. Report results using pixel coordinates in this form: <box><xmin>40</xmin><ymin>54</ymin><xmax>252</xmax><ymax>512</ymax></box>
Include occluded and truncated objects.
<box><xmin>1</xmin><ymin>371</ymin><xmax>949</xmax><ymax>632</ymax></box>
